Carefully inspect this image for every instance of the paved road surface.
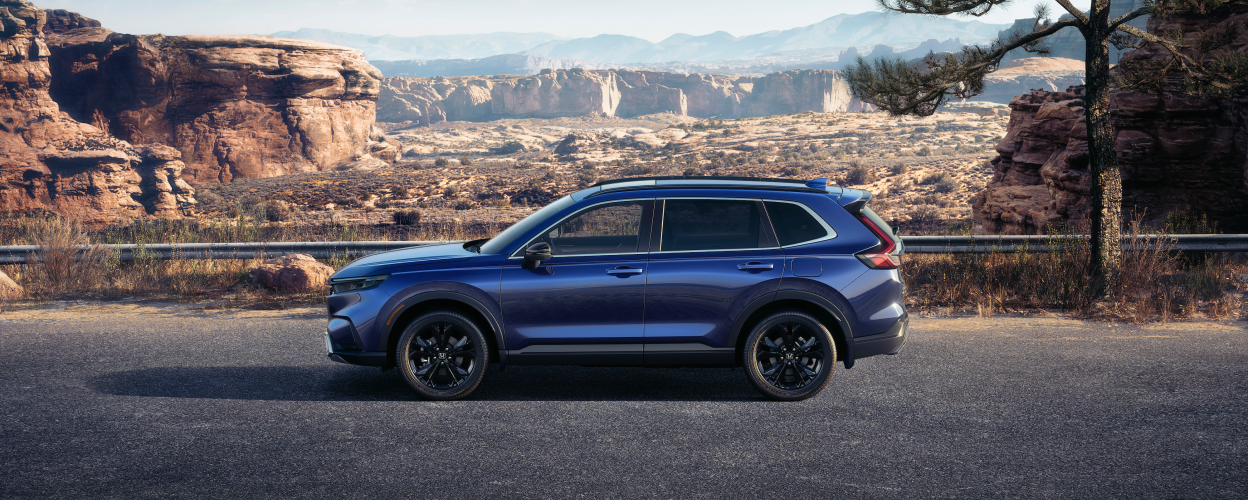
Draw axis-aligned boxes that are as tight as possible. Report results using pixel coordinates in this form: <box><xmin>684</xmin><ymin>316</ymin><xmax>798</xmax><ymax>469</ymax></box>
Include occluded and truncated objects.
<box><xmin>1</xmin><ymin>305</ymin><xmax>1245</xmax><ymax>498</ymax></box>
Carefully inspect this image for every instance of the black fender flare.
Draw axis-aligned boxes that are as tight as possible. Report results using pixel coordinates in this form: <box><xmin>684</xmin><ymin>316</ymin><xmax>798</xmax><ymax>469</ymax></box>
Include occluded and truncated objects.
<box><xmin>727</xmin><ymin>290</ymin><xmax>856</xmax><ymax>369</ymax></box>
<box><xmin>380</xmin><ymin>291</ymin><xmax>508</xmax><ymax>367</ymax></box>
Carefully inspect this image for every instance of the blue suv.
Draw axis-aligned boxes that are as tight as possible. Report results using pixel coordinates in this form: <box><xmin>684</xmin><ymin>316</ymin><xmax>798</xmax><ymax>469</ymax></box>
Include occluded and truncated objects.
<box><xmin>325</xmin><ymin>177</ymin><xmax>907</xmax><ymax>401</ymax></box>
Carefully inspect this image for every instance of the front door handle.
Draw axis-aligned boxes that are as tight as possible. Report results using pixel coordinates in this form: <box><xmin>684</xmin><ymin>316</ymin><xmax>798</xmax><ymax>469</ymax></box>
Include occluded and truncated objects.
<box><xmin>737</xmin><ymin>262</ymin><xmax>774</xmax><ymax>271</ymax></box>
<box><xmin>607</xmin><ymin>267</ymin><xmax>644</xmax><ymax>276</ymax></box>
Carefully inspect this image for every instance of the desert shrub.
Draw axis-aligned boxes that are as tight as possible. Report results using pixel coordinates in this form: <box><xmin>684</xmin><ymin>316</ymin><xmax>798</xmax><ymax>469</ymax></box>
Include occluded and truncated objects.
<box><xmin>844</xmin><ymin>163</ymin><xmax>876</xmax><ymax>185</ymax></box>
<box><xmin>916</xmin><ymin>145</ymin><xmax>933</xmax><ymax>156</ymax></box>
<box><xmin>391</xmin><ymin>185</ymin><xmax>410</xmax><ymax>198</ymax></box>
<box><xmin>579</xmin><ymin>171</ymin><xmax>598</xmax><ymax>185</ymax></box>
<box><xmin>919</xmin><ymin>171</ymin><xmax>952</xmax><ymax>185</ymax></box>
<box><xmin>262</xmin><ymin>200</ymin><xmax>291</xmax><ymax>222</ymax></box>
<box><xmin>682</xmin><ymin>167</ymin><xmax>701</xmax><ymax>177</ymax></box>
<box><xmin>334</xmin><ymin>196</ymin><xmax>357</xmax><ymax>208</ymax></box>
<box><xmin>459</xmin><ymin>156</ymin><xmax>472</xmax><ymax>166</ymax></box>
<box><xmin>392</xmin><ymin>210</ymin><xmax>421</xmax><ymax>225</ymax></box>
<box><xmin>489</xmin><ymin>141</ymin><xmax>526</xmax><ymax>155</ymax></box>
<box><xmin>434</xmin><ymin>158</ymin><xmax>449</xmax><ymax>167</ymax></box>
<box><xmin>622</xmin><ymin>163</ymin><xmax>655</xmax><ymax>176</ymax></box>
<box><xmin>783</xmin><ymin>166</ymin><xmax>803</xmax><ymax>176</ymax></box>
<box><xmin>908</xmin><ymin>205</ymin><xmax>941</xmax><ymax>226</ymax></box>
<box><xmin>453</xmin><ymin>199</ymin><xmax>478</xmax><ymax>210</ymax></box>
<box><xmin>932</xmin><ymin>177</ymin><xmax>958</xmax><ymax>194</ymax></box>
<box><xmin>20</xmin><ymin>217</ymin><xmax>109</xmax><ymax>297</ymax></box>
<box><xmin>888</xmin><ymin>162</ymin><xmax>908</xmax><ymax>176</ymax></box>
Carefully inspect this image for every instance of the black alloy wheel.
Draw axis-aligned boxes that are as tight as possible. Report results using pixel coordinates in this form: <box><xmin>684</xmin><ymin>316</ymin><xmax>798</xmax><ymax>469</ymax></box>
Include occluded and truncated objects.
<box><xmin>397</xmin><ymin>311</ymin><xmax>488</xmax><ymax>400</ymax></box>
<box><xmin>744</xmin><ymin>311</ymin><xmax>836</xmax><ymax>401</ymax></box>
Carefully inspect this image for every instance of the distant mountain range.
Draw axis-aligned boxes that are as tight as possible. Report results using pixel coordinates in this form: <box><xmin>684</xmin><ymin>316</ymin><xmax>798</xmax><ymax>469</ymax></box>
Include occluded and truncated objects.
<box><xmin>272</xmin><ymin>11</ymin><xmax>1009</xmax><ymax>64</ymax></box>
<box><xmin>267</xmin><ymin>29</ymin><xmax>563</xmax><ymax>61</ymax></box>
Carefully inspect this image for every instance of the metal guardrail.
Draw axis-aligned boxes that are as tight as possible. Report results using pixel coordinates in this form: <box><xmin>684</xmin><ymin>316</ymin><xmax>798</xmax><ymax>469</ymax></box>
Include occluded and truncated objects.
<box><xmin>0</xmin><ymin>235</ymin><xmax>1244</xmax><ymax>263</ymax></box>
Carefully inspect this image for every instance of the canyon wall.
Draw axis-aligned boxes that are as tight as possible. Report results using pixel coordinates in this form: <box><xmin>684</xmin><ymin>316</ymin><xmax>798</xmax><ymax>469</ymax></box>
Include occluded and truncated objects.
<box><xmin>44</xmin><ymin>27</ymin><xmax>397</xmax><ymax>184</ymax></box>
<box><xmin>0</xmin><ymin>0</ymin><xmax>194</xmax><ymax>223</ymax></box>
<box><xmin>973</xmin><ymin>4</ymin><xmax>1248</xmax><ymax>234</ymax></box>
<box><xmin>377</xmin><ymin>68</ymin><xmax>873</xmax><ymax>125</ymax></box>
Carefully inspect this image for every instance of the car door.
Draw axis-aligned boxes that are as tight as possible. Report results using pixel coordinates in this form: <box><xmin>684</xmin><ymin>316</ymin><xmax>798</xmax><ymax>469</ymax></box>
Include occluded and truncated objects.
<box><xmin>642</xmin><ymin>197</ymin><xmax>786</xmax><ymax>366</ymax></box>
<box><xmin>501</xmin><ymin>199</ymin><xmax>655</xmax><ymax>366</ymax></box>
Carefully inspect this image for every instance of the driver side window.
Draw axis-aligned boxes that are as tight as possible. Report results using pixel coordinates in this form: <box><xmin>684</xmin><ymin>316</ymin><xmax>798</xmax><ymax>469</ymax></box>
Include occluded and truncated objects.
<box><xmin>539</xmin><ymin>201</ymin><xmax>646</xmax><ymax>256</ymax></box>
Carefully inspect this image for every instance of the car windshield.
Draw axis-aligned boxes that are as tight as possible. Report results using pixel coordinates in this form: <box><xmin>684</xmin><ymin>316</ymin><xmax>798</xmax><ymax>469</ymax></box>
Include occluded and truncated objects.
<box><xmin>478</xmin><ymin>195</ymin><xmax>576</xmax><ymax>255</ymax></box>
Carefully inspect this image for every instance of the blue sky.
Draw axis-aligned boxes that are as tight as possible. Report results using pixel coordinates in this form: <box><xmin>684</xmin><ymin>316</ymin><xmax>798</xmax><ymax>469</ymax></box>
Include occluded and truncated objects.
<box><xmin>35</xmin><ymin>0</ymin><xmax>1044</xmax><ymax>41</ymax></box>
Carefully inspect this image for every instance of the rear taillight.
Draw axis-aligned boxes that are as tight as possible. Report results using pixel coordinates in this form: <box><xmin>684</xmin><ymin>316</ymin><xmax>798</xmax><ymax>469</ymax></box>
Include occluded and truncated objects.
<box><xmin>856</xmin><ymin>215</ymin><xmax>901</xmax><ymax>269</ymax></box>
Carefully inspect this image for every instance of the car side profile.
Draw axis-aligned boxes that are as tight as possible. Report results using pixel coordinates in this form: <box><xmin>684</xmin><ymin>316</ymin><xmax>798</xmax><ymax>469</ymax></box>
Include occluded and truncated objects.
<box><xmin>324</xmin><ymin>176</ymin><xmax>907</xmax><ymax>401</ymax></box>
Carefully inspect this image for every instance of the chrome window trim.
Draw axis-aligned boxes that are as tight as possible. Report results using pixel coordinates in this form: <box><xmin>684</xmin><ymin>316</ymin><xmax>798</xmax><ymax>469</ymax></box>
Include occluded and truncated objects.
<box><xmin>762</xmin><ymin>199</ymin><xmax>839</xmax><ymax>248</ymax></box>
<box><xmin>654</xmin><ymin>197</ymin><xmax>779</xmax><ymax>254</ymax></box>
<box><xmin>507</xmin><ymin>197</ymin><xmax>655</xmax><ymax>259</ymax></box>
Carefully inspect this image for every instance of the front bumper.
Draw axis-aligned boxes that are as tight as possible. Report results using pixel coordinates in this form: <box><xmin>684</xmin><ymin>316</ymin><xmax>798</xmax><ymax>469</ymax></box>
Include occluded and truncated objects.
<box><xmin>852</xmin><ymin>314</ymin><xmax>908</xmax><ymax>360</ymax></box>
<box><xmin>325</xmin><ymin>331</ymin><xmax>387</xmax><ymax>367</ymax></box>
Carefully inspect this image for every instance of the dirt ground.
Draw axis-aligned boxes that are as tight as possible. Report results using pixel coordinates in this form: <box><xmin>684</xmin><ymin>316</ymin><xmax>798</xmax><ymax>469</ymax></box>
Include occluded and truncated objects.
<box><xmin>194</xmin><ymin>110</ymin><xmax>1008</xmax><ymax>230</ymax></box>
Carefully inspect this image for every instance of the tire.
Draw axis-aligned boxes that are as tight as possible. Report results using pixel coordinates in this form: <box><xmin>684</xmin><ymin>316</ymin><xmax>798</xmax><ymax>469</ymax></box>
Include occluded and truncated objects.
<box><xmin>396</xmin><ymin>311</ymin><xmax>489</xmax><ymax>401</ymax></box>
<box><xmin>743</xmin><ymin>311</ymin><xmax>836</xmax><ymax>401</ymax></box>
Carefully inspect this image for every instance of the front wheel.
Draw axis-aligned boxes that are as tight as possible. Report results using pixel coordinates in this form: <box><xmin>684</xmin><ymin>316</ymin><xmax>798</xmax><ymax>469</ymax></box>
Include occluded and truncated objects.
<box><xmin>743</xmin><ymin>311</ymin><xmax>836</xmax><ymax>401</ymax></box>
<box><xmin>397</xmin><ymin>311</ymin><xmax>488</xmax><ymax>401</ymax></box>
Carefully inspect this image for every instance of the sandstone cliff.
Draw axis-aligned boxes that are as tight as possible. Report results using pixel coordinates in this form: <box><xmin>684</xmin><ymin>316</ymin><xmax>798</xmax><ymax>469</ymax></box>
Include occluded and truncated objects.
<box><xmin>44</xmin><ymin>26</ymin><xmax>396</xmax><ymax>184</ymax></box>
<box><xmin>0</xmin><ymin>0</ymin><xmax>193</xmax><ymax>223</ymax></box>
<box><xmin>378</xmin><ymin>68</ymin><xmax>873</xmax><ymax>125</ymax></box>
<box><xmin>973</xmin><ymin>3</ymin><xmax>1248</xmax><ymax>234</ymax></box>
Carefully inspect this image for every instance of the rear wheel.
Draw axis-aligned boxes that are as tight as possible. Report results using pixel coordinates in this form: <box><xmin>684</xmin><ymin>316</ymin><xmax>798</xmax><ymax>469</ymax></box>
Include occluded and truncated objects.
<box><xmin>397</xmin><ymin>311</ymin><xmax>488</xmax><ymax>400</ymax></box>
<box><xmin>743</xmin><ymin>311</ymin><xmax>836</xmax><ymax>401</ymax></box>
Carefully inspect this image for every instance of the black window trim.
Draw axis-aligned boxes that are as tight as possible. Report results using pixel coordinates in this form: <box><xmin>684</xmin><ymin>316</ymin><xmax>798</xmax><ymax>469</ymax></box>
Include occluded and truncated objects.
<box><xmin>761</xmin><ymin>199</ymin><xmax>838</xmax><ymax>248</ymax></box>
<box><xmin>654</xmin><ymin>197</ymin><xmax>781</xmax><ymax>254</ymax></box>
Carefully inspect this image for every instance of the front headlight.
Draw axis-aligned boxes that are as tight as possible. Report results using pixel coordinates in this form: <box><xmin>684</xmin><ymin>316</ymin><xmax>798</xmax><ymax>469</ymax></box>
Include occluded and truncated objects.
<box><xmin>329</xmin><ymin>275</ymin><xmax>389</xmax><ymax>294</ymax></box>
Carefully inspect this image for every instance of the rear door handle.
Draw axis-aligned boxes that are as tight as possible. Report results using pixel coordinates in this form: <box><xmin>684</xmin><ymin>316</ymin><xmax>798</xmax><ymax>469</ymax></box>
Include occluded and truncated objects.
<box><xmin>737</xmin><ymin>262</ymin><xmax>774</xmax><ymax>271</ymax></box>
<box><xmin>607</xmin><ymin>267</ymin><xmax>644</xmax><ymax>276</ymax></box>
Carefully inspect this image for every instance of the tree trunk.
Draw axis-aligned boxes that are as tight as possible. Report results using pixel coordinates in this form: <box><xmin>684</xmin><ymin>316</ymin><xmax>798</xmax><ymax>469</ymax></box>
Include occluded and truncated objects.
<box><xmin>1084</xmin><ymin>0</ymin><xmax>1123</xmax><ymax>293</ymax></box>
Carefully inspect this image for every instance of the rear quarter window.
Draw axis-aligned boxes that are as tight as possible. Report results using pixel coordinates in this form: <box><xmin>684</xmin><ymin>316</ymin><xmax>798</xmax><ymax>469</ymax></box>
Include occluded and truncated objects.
<box><xmin>764</xmin><ymin>201</ymin><xmax>834</xmax><ymax>246</ymax></box>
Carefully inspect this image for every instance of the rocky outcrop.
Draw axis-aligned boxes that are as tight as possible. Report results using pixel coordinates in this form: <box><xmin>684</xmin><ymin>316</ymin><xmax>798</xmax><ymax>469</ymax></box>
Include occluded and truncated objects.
<box><xmin>974</xmin><ymin>2</ymin><xmax>1248</xmax><ymax>234</ymax></box>
<box><xmin>43</xmin><ymin>26</ymin><xmax>395</xmax><ymax>184</ymax></box>
<box><xmin>41</xmin><ymin>9</ymin><xmax>98</xmax><ymax>33</ymax></box>
<box><xmin>378</xmin><ymin>68</ymin><xmax>873</xmax><ymax>125</ymax></box>
<box><xmin>0</xmin><ymin>0</ymin><xmax>194</xmax><ymax>223</ymax></box>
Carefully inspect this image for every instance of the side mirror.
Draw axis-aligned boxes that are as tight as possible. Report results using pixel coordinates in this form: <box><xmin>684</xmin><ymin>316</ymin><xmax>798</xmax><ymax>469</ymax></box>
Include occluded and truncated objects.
<box><xmin>521</xmin><ymin>242</ymin><xmax>551</xmax><ymax>269</ymax></box>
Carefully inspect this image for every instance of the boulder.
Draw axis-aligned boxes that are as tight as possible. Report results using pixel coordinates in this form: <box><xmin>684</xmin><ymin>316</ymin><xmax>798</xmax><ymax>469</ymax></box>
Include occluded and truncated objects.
<box><xmin>249</xmin><ymin>254</ymin><xmax>334</xmax><ymax>292</ymax></box>
<box><xmin>0</xmin><ymin>270</ymin><xmax>23</xmax><ymax>299</ymax></box>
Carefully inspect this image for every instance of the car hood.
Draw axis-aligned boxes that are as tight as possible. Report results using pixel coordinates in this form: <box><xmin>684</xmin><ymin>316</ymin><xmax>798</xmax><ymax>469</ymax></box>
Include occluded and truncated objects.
<box><xmin>332</xmin><ymin>242</ymin><xmax>476</xmax><ymax>278</ymax></box>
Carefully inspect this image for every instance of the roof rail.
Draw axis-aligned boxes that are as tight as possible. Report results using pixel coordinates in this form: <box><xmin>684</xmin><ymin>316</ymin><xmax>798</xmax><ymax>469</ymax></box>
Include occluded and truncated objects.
<box><xmin>590</xmin><ymin>175</ymin><xmax>809</xmax><ymax>187</ymax></box>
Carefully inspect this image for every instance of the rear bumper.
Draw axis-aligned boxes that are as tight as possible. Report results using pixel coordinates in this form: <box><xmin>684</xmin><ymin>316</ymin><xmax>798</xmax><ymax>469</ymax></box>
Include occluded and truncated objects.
<box><xmin>852</xmin><ymin>315</ymin><xmax>908</xmax><ymax>360</ymax></box>
<box><xmin>325</xmin><ymin>331</ymin><xmax>387</xmax><ymax>367</ymax></box>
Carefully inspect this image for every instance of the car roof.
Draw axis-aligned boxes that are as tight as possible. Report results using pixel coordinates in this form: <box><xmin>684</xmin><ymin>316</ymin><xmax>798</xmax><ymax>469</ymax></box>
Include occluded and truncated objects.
<box><xmin>573</xmin><ymin>176</ymin><xmax>870</xmax><ymax>207</ymax></box>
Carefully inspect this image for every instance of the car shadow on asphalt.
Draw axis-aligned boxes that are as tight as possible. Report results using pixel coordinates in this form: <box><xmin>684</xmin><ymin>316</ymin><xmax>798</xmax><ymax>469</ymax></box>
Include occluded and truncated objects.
<box><xmin>88</xmin><ymin>365</ymin><xmax>766</xmax><ymax>402</ymax></box>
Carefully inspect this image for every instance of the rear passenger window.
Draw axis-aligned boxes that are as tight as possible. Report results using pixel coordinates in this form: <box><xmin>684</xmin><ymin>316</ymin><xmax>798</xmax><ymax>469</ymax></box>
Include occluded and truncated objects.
<box><xmin>765</xmin><ymin>201</ymin><xmax>831</xmax><ymax>246</ymax></box>
<box><xmin>661</xmin><ymin>199</ymin><xmax>761</xmax><ymax>252</ymax></box>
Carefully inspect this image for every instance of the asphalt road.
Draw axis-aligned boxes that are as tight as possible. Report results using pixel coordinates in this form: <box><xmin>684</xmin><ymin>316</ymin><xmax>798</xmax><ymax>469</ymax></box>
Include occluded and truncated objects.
<box><xmin>1</xmin><ymin>306</ymin><xmax>1245</xmax><ymax>498</ymax></box>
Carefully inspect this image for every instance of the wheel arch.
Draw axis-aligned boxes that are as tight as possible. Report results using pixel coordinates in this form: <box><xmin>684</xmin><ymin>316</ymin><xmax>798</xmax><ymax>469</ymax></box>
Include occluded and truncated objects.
<box><xmin>382</xmin><ymin>291</ymin><xmax>506</xmax><ymax>369</ymax></box>
<box><xmin>730</xmin><ymin>290</ymin><xmax>856</xmax><ymax>369</ymax></box>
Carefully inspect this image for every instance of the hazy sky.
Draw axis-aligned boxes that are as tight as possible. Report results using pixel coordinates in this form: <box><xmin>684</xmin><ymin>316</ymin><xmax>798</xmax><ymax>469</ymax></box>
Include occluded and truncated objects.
<box><xmin>34</xmin><ymin>0</ymin><xmax>1046</xmax><ymax>41</ymax></box>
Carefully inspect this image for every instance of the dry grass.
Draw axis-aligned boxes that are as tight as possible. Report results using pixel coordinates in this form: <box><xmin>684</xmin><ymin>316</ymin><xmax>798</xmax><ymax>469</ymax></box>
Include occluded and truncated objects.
<box><xmin>904</xmin><ymin>220</ymin><xmax>1247</xmax><ymax>323</ymax></box>
<box><xmin>0</xmin><ymin>215</ymin><xmax>501</xmax><ymax>309</ymax></box>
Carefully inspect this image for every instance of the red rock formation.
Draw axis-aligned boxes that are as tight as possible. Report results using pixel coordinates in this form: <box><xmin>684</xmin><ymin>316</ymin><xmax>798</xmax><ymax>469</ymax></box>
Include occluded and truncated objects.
<box><xmin>974</xmin><ymin>5</ymin><xmax>1248</xmax><ymax>234</ymax></box>
<box><xmin>43</xmin><ymin>26</ymin><xmax>397</xmax><ymax>184</ymax></box>
<box><xmin>0</xmin><ymin>0</ymin><xmax>194</xmax><ymax>223</ymax></box>
<box><xmin>377</xmin><ymin>68</ymin><xmax>872</xmax><ymax>125</ymax></box>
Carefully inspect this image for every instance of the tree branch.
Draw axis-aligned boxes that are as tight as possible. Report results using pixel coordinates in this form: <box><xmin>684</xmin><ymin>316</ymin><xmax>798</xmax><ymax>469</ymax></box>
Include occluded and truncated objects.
<box><xmin>1116</xmin><ymin>23</ymin><xmax>1200</xmax><ymax>69</ymax></box>
<box><xmin>1054</xmin><ymin>0</ymin><xmax>1091</xmax><ymax>27</ymax></box>
<box><xmin>846</xmin><ymin>17</ymin><xmax>1084</xmax><ymax>116</ymax></box>
<box><xmin>876</xmin><ymin>0</ymin><xmax>1012</xmax><ymax>17</ymax></box>
<box><xmin>1108</xmin><ymin>6</ymin><xmax>1150</xmax><ymax>32</ymax></box>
